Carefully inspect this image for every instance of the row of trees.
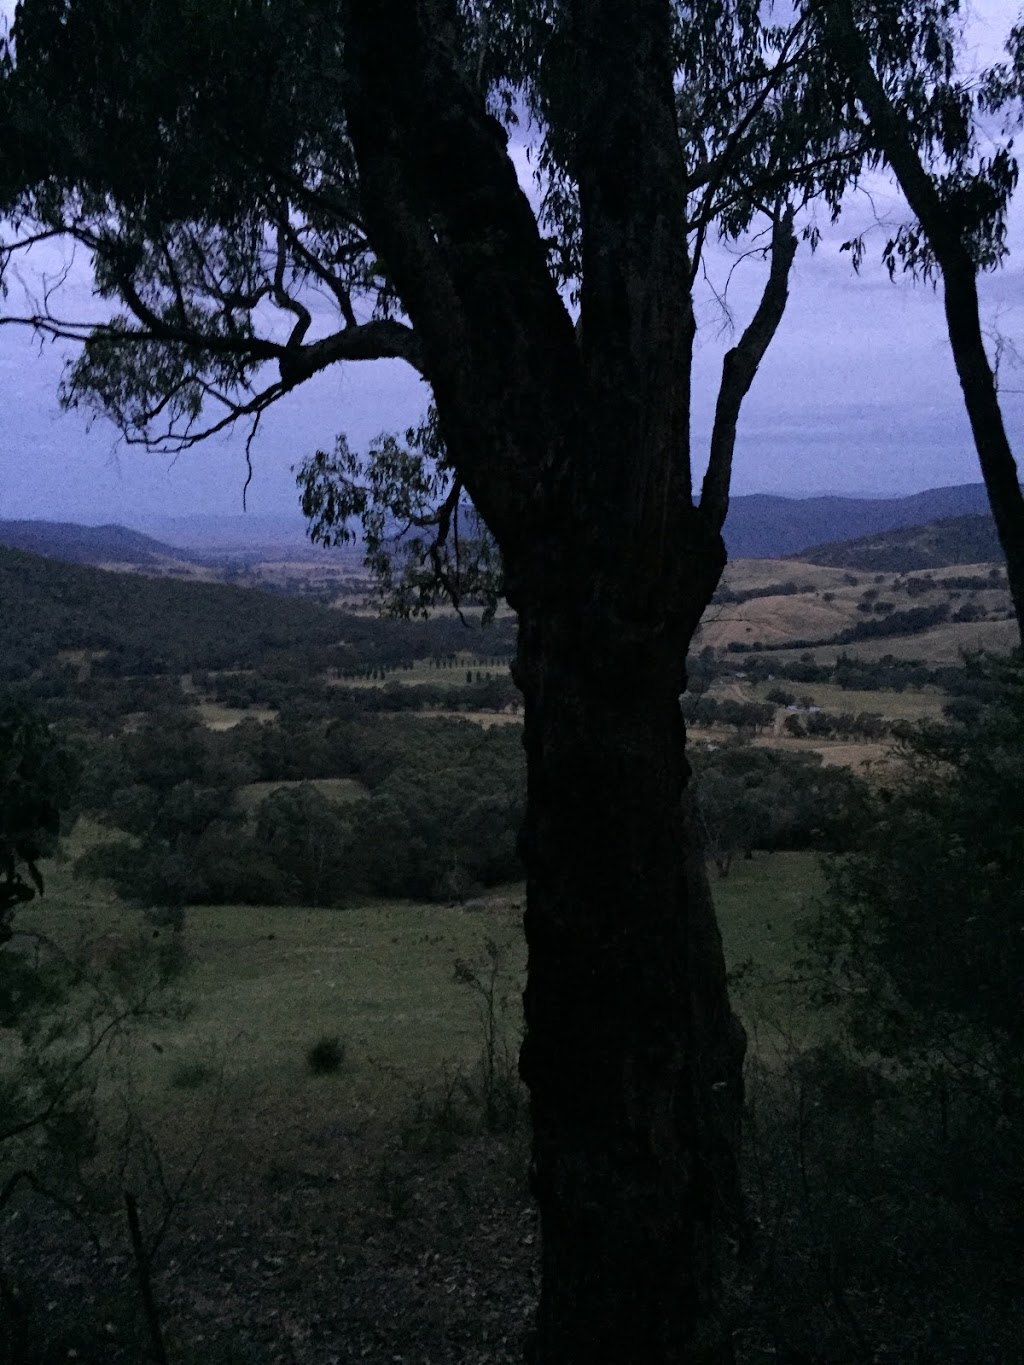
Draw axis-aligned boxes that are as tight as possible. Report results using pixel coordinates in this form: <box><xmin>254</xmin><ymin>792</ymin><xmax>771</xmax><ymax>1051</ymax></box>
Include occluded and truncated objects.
<box><xmin>211</xmin><ymin>672</ymin><xmax>520</xmax><ymax>717</ymax></box>
<box><xmin>725</xmin><ymin>601</ymin><xmax>956</xmax><ymax>654</ymax></box>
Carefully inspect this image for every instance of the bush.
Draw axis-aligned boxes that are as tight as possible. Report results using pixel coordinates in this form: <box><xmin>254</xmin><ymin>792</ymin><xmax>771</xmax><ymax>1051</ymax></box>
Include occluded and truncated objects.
<box><xmin>740</xmin><ymin>1042</ymin><xmax>1024</xmax><ymax>1363</ymax></box>
<box><xmin>306</xmin><ymin>1034</ymin><xmax>346</xmax><ymax>1075</ymax></box>
<box><xmin>808</xmin><ymin>660</ymin><xmax>1024</xmax><ymax>1089</ymax></box>
<box><xmin>168</xmin><ymin>1061</ymin><xmax>214</xmax><ymax>1090</ymax></box>
<box><xmin>776</xmin><ymin>662</ymin><xmax>1024</xmax><ymax>1358</ymax></box>
<box><xmin>764</xmin><ymin>687</ymin><xmax>796</xmax><ymax>706</ymax></box>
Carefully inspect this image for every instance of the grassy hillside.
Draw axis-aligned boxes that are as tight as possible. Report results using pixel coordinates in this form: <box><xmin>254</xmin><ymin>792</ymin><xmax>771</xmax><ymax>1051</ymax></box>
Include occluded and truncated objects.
<box><xmin>695</xmin><ymin>556</ymin><xmax>1012</xmax><ymax>654</ymax></box>
<box><xmin>23</xmin><ymin>846</ymin><xmax>817</xmax><ymax>1123</ymax></box>
<box><xmin>0</xmin><ymin>542</ymin><xmax>350</xmax><ymax>674</ymax></box>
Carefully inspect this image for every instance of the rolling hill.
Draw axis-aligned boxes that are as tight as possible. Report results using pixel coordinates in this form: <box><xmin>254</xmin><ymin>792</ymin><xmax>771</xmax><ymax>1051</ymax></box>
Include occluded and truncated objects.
<box><xmin>797</xmin><ymin>513</ymin><xmax>1003</xmax><ymax>571</ymax></box>
<box><xmin>0</xmin><ymin>519</ymin><xmax>208</xmax><ymax>568</ymax></box>
<box><xmin>722</xmin><ymin>483</ymin><xmax>992</xmax><ymax>559</ymax></box>
<box><xmin>148</xmin><ymin>485</ymin><xmax>995</xmax><ymax>563</ymax></box>
<box><xmin>0</xmin><ymin>543</ymin><xmax>515</xmax><ymax>681</ymax></box>
<box><xmin>4</xmin><ymin>484</ymin><xmax>998</xmax><ymax>571</ymax></box>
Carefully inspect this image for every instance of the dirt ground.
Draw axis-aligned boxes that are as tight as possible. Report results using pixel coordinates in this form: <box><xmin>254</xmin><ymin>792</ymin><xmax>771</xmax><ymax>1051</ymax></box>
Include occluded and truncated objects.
<box><xmin>3</xmin><ymin>1115</ymin><xmax>539</xmax><ymax>1365</ymax></box>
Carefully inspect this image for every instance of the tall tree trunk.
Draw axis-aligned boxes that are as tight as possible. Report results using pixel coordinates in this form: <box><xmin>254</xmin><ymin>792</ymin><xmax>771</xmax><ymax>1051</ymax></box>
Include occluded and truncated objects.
<box><xmin>341</xmin><ymin>5</ymin><xmax>747</xmax><ymax>1357</ymax></box>
<box><xmin>511</xmin><ymin>524</ymin><xmax>745</xmax><ymax>1365</ymax></box>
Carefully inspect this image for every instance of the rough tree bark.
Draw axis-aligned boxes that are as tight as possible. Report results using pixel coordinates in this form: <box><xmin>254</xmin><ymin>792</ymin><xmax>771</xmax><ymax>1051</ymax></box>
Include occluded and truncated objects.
<box><xmin>817</xmin><ymin>0</ymin><xmax>1024</xmax><ymax>645</ymax></box>
<box><xmin>339</xmin><ymin>1</ymin><xmax>776</xmax><ymax>1358</ymax></box>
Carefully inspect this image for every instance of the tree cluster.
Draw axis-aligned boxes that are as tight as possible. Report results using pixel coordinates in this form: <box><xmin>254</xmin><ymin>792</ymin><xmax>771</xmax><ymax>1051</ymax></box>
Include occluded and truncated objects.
<box><xmin>75</xmin><ymin>711</ymin><xmax>526</xmax><ymax>909</ymax></box>
<box><xmin>690</xmin><ymin>744</ymin><xmax>867</xmax><ymax>877</ymax></box>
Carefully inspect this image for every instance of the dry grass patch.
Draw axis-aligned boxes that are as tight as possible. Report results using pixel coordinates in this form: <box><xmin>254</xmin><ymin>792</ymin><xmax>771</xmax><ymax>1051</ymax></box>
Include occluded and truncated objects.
<box><xmin>715</xmin><ymin>558</ymin><xmax>854</xmax><ymax>593</ymax></box>
<box><xmin>198</xmin><ymin>701</ymin><xmax>278</xmax><ymax>730</ymax></box>
<box><xmin>833</xmin><ymin>616</ymin><xmax>1018</xmax><ymax>663</ymax></box>
<box><xmin>697</xmin><ymin>594</ymin><xmax>849</xmax><ymax>651</ymax></box>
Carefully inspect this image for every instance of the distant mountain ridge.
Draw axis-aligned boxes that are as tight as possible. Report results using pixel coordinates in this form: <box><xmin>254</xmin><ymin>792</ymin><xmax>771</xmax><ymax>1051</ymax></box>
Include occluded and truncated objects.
<box><xmin>3</xmin><ymin>483</ymin><xmax>996</xmax><ymax>568</ymax></box>
<box><xmin>144</xmin><ymin>486</ymin><xmax>993</xmax><ymax>562</ymax></box>
<box><xmin>0</xmin><ymin>519</ymin><xmax>208</xmax><ymax>567</ymax></box>
<box><xmin>798</xmin><ymin>513</ymin><xmax>1003</xmax><ymax>572</ymax></box>
<box><xmin>722</xmin><ymin>483</ymin><xmax>992</xmax><ymax>559</ymax></box>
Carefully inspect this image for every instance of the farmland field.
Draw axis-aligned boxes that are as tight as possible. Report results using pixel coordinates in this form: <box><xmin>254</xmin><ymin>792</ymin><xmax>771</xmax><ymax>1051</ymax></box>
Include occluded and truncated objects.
<box><xmin>4</xmin><ymin>522</ymin><xmax>1018</xmax><ymax>1364</ymax></box>
<box><xmin>745</xmin><ymin>679</ymin><xmax>947</xmax><ymax>722</ymax></box>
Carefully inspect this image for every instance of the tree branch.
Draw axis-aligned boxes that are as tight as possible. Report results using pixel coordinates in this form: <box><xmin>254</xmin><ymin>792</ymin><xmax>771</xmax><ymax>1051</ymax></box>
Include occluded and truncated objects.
<box><xmin>687</xmin><ymin>18</ymin><xmax>809</xmax><ymax>280</ymax></box>
<box><xmin>700</xmin><ymin>207</ymin><xmax>798</xmax><ymax>533</ymax></box>
<box><xmin>340</xmin><ymin>0</ymin><xmax>578</xmax><ymax>548</ymax></box>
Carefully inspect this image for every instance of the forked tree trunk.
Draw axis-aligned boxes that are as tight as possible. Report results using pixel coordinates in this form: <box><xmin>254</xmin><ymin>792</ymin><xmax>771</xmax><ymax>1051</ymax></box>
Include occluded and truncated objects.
<box><xmin>511</xmin><ymin>543</ymin><xmax>746</xmax><ymax>1365</ymax></box>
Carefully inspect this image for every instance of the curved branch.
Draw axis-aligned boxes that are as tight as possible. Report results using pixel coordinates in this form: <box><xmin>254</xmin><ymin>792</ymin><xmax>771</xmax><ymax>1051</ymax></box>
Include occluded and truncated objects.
<box><xmin>271</xmin><ymin>215</ymin><xmax>314</xmax><ymax>348</ymax></box>
<box><xmin>277</xmin><ymin>317</ymin><xmax>424</xmax><ymax>383</ymax></box>
<box><xmin>341</xmin><ymin>0</ymin><xmax>578</xmax><ymax>545</ymax></box>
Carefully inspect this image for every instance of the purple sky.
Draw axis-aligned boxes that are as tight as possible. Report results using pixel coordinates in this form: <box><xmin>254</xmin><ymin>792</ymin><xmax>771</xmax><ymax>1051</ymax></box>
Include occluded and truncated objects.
<box><xmin>2</xmin><ymin>1</ymin><xmax>1023</xmax><ymax>524</ymax></box>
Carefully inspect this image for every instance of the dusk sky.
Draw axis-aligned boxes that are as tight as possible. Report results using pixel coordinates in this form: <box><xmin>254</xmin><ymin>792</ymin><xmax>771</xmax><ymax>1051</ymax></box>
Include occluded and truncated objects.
<box><xmin>2</xmin><ymin>1</ymin><xmax>1022</xmax><ymax>526</ymax></box>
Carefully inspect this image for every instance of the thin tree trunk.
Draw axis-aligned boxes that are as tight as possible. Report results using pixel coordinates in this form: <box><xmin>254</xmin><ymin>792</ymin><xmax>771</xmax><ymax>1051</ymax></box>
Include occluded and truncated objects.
<box><xmin>817</xmin><ymin>0</ymin><xmax>1024</xmax><ymax>644</ymax></box>
<box><xmin>940</xmin><ymin>270</ymin><xmax>1024</xmax><ymax>641</ymax></box>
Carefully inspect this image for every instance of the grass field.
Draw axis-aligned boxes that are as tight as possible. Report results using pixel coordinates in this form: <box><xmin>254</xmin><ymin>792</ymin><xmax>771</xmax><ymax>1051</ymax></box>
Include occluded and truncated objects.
<box><xmin>6</xmin><ymin>853</ymin><xmax>829</xmax><ymax>1360</ymax></box>
<box><xmin>19</xmin><ymin>851</ymin><xmax>819</xmax><ymax>1141</ymax></box>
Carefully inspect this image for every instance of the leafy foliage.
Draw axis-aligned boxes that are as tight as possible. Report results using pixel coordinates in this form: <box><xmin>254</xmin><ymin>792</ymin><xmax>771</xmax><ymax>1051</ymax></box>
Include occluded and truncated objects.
<box><xmin>1</xmin><ymin>0</ymin><xmax>975</xmax><ymax>603</ymax></box>
<box><xmin>808</xmin><ymin>659</ymin><xmax>1024</xmax><ymax>1099</ymax></box>
<box><xmin>254</xmin><ymin>782</ymin><xmax>350</xmax><ymax>907</ymax></box>
<box><xmin>297</xmin><ymin>414</ymin><xmax>504</xmax><ymax>619</ymax></box>
<box><xmin>691</xmin><ymin>743</ymin><xmax>867</xmax><ymax>875</ymax></box>
<box><xmin>1</xmin><ymin>694</ymin><xmax>187</xmax><ymax>1338</ymax></box>
<box><xmin>76</xmin><ymin>711</ymin><xmax>527</xmax><ymax>907</ymax></box>
<box><xmin>0</xmin><ymin>691</ymin><xmax>78</xmax><ymax>925</ymax></box>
